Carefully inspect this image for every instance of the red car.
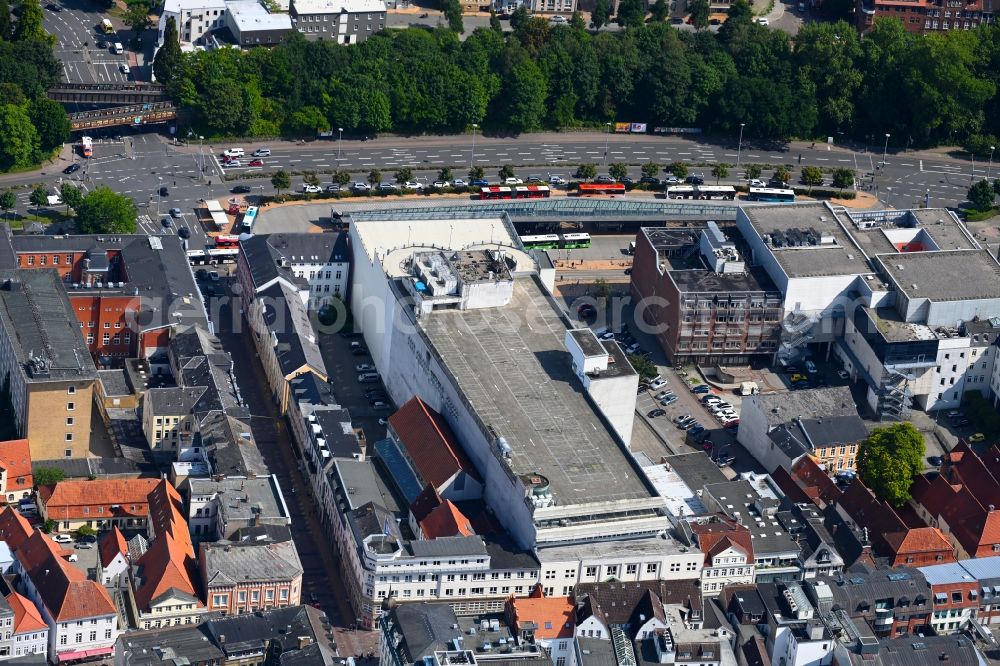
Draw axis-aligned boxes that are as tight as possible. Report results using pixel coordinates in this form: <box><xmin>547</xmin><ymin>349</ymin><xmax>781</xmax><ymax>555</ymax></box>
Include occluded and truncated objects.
<box><xmin>249</xmin><ymin>159</ymin><xmax>264</xmax><ymax>167</ymax></box>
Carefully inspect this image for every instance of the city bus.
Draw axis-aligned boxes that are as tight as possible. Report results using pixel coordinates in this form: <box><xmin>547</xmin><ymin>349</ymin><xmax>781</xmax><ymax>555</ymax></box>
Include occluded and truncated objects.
<box><xmin>80</xmin><ymin>136</ymin><xmax>93</xmax><ymax>158</ymax></box>
<box><xmin>560</xmin><ymin>233</ymin><xmax>592</xmax><ymax>249</ymax></box>
<box><xmin>214</xmin><ymin>235</ymin><xmax>240</xmax><ymax>249</ymax></box>
<box><xmin>577</xmin><ymin>183</ymin><xmax>626</xmax><ymax>196</ymax></box>
<box><xmin>240</xmin><ymin>206</ymin><xmax>258</xmax><ymax>232</ymax></box>
<box><xmin>666</xmin><ymin>185</ymin><xmax>696</xmax><ymax>199</ymax></box>
<box><xmin>696</xmin><ymin>185</ymin><xmax>737</xmax><ymax>200</ymax></box>
<box><xmin>520</xmin><ymin>234</ymin><xmax>561</xmax><ymax>250</ymax></box>
<box><xmin>480</xmin><ymin>185</ymin><xmax>551</xmax><ymax>200</ymax></box>
<box><xmin>747</xmin><ymin>187</ymin><xmax>796</xmax><ymax>203</ymax></box>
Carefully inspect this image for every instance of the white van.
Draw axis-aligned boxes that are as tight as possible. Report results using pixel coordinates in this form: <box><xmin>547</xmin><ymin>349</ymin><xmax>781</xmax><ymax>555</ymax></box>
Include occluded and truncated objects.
<box><xmin>253</xmin><ymin>148</ymin><xmax>271</xmax><ymax>157</ymax></box>
<box><xmin>223</xmin><ymin>148</ymin><xmax>245</xmax><ymax>158</ymax></box>
<box><xmin>112</xmin><ymin>42</ymin><xmax>124</xmax><ymax>54</ymax></box>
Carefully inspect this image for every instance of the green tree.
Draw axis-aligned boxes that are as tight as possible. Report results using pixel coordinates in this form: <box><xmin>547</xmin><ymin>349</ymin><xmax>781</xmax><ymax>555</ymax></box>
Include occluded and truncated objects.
<box><xmin>29</xmin><ymin>185</ymin><xmax>47</xmax><ymax>213</ymax></box>
<box><xmin>303</xmin><ymin>171</ymin><xmax>320</xmax><ymax>186</ymax></box>
<box><xmin>367</xmin><ymin>169</ymin><xmax>381</xmax><ymax>187</ymax></box>
<box><xmin>443</xmin><ymin>0</ymin><xmax>464</xmax><ymax>33</ymax></box>
<box><xmin>288</xmin><ymin>106</ymin><xmax>329</xmax><ymax>136</ymax></box>
<box><xmin>591</xmin><ymin>0</ymin><xmax>612</xmax><ymax>28</ymax></box>
<box><xmin>123</xmin><ymin>0</ymin><xmax>152</xmax><ymax>34</ymax></box>
<box><xmin>510</xmin><ymin>6</ymin><xmax>529</xmax><ymax>30</ymax></box>
<box><xmin>59</xmin><ymin>182</ymin><xmax>82</xmax><ymax>214</ymax></box>
<box><xmin>75</xmin><ymin>186</ymin><xmax>137</xmax><ymax>234</ymax></box>
<box><xmin>468</xmin><ymin>166</ymin><xmax>485</xmax><ymax>181</ymax></box>
<box><xmin>608</xmin><ymin>163</ymin><xmax>628</xmax><ymax>181</ymax></box>
<box><xmin>271</xmin><ymin>170</ymin><xmax>291</xmax><ymax>195</ymax></box>
<box><xmin>570</xmin><ymin>11</ymin><xmax>585</xmax><ymax>29</ymax></box>
<box><xmin>28</xmin><ymin>98</ymin><xmax>70</xmax><ymax>157</ymax></box>
<box><xmin>641</xmin><ymin>163</ymin><xmax>660</xmax><ymax>179</ymax></box>
<box><xmin>968</xmin><ymin>179</ymin><xmax>996</xmax><ymax>212</ymax></box>
<box><xmin>711</xmin><ymin>163</ymin><xmax>729</xmax><ymax>184</ymax></box>
<box><xmin>438</xmin><ymin>167</ymin><xmax>453</xmax><ymax>183</ymax></box>
<box><xmin>773</xmin><ymin>166</ymin><xmax>792</xmax><ymax>184</ymax></box>
<box><xmin>745</xmin><ymin>164</ymin><xmax>763</xmax><ymax>181</ymax></box>
<box><xmin>498</xmin><ymin>165</ymin><xmax>515</xmax><ymax>181</ymax></box>
<box><xmin>490</xmin><ymin>10</ymin><xmax>502</xmax><ymax>32</ymax></box>
<box><xmin>651</xmin><ymin>0</ymin><xmax>670</xmax><ymax>21</ymax></box>
<box><xmin>574</xmin><ymin>163</ymin><xmax>597</xmax><ymax>180</ymax></box>
<box><xmin>0</xmin><ymin>190</ymin><xmax>15</xmax><ymax>222</ymax></box>
<box><xmin>800</xmin><ymin>165</ymin><xmax>824</xmax><ymax>186</ymax></box>
<box><xmin>857</xmin><ymin>422</ymin><xmax>925</xmax><ymax>507</ymax></box>
<box><xmin>501</xmin><ymin>60</ymin><xmax>547</xmax><ymax>133</ymax></box>
<box><xmin>628</xmin><ymin>353</ymin><xmax>658</xmax><ymax>381</ymax></box>
<box><xmin>76</xmin><ymin>524</ymin><xmax>97</xmax><ymax>538</ymax></box>
<box><xmin>153</xmin><ymin>16</ymin><xmax>182</xmax><ymax>83</ymax></box>
<box><xmin>617</xmin><ymin>0</ymin><xmax>645</xmax><ymax>28</ymax></box>
<box><xmin>14</xmin><ymin>0</ymin><xmax>48</xmax><ymax>42</ymax></box>
<box><xmin>40</xmin><ymin>519</ymin><xmax>56</xmax><ymax>534</ymax></box>
<box><xmin>688</xmin><ymin>0</ymin><xmax>710</xmax><ymax>29</ymax></box>
<box><xmin>34</xmin><ymin>467</ymin><xmax>66</xmax><ymax>487</ymax></box>
<box><xmin>670</xmin><ymin>162</ymin><xmax>689</xmax><ymax>179</ymax></box>
<box><xmin>832</xmin><ymin>167</ymin><xmax>855</xmax><ymax>190</ymax></box>
<box><xmin>395</xmin><ymin>166</ymin><xmax>414</xmax><ymax>184</ymax></box>
<box><xmin>332</xmin><ymin>170</ymin><xmax>351</xmax><ymax>186</ymax></box>
<box><xmin>0</xmin><ymin>0</ymin><xmax>12</xmax><ymax>41</ymax></box>
<box><xmin>0</xmin><ymin>105</ymin><xmax>40</xmax><ymax>170</ymax></box>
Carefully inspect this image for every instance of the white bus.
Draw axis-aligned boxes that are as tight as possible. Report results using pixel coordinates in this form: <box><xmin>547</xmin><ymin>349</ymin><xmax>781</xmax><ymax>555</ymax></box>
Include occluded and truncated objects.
<box><xmin>666</xmin><ymin>185</ymin><xmax>696</xmax><ymax>199</ymax></box>
<box><xmin>747</xmin><ymin>187</ymin><xmax>796</xmax><ymax>203</ymax></box>
<box><xmin>241</xmin><ymin>206</ymin><xmax>258</xmax><ymax>232</ymax></box>
<box><xmin>697</xmin><ymin>185</ymin><xmax>737</xmax><ymax>200</ymax></box>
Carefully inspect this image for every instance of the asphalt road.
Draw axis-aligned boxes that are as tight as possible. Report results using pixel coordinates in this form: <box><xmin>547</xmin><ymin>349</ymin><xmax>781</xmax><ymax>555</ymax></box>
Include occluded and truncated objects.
<box><xmin>43</xmin><ymin>0</ymin><xmax>133</xmax><ymax>85</ymax></box>
<box><xmin>3</xmin><ymin>132</ymin><xmax>993</xmax><ymax>223</ymax></box>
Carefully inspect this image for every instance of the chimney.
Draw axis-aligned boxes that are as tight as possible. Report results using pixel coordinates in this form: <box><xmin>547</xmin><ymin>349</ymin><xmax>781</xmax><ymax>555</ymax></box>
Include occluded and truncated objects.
<box><xmin>219</xmin><ymin>634</ymin><xmax>226</xmax><ymax>644</ymax></box>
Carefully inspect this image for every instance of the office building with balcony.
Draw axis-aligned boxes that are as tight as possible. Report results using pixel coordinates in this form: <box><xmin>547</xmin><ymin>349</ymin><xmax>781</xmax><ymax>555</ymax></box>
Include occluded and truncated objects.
<box><xmin>629</xmin><ymin>224</ymin><xmax>783</xmax><ymax>366</ymax></box>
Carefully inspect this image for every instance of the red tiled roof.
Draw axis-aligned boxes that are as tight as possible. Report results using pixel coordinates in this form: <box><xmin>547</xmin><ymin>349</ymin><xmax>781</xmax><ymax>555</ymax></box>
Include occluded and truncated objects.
<box><xmin>691</xmin><ymin>514</ymin><xmax>754</xmax><ymax>564</ymax></box>
<box><xmin>410</xmin><ymin>485</ymin><xmax>443</xmax><ymax>524</ymax></box>
<box><xmin>507</xmin><ymin>587</ymin><xmax>575</xmax><ymax>640</ymax></box>
<box><xmin>99</xmin><ymin>526</ymin><xmax>128</xmax><ymax>569</ymax></box>
<box><xmin>17</xmin><ymin>531</ymin><xmax>116</xmax><ymax>621</ymax></box>
<box><xmin>147</xmin><ymin>480</ymin><xmax>193</xmax><ymax>557</ymax></box>
<box><xmin>883</xmin><ymin>527</ymin><xmax>953</xmax><ymax>557</ymax></box>
<box><xmin>419</xmin><ymin>500</ymin><xmax>474</xmax><ymax>539</ymax></box>
<box><xmin>38</xmin><ymin>478</ymin><xmax>159</xmax><ymax>520</ymax></box>
<box><xmin>0</xmin><ymin>440</ymin><xmax>32</xmax><ymax>492</ymax></box>
<box><xmin>133</xmin><ymin>533</ymin><xmax>202</xmax><ymax>612</ymax></box>
<box><xmin>836</xmin><ymin>479</ymin><xmax>920</xmax><ymax>555</ymax></box>
<box><xmin>792</xmin><ymin>456</ymin><xmax>842</xmax><ymax>505</ymax></box>
<box><xmin>0</xmin><ymin>506</ymin><xmax>33</xmax><ymax>551</ymax></box>
<box><xmin>388</xmin><ymin>397</ymin><xmax>480</xmax><ymax>489</ymax></box>
<box><xmin>6</xmin><ymin>591</ymin><xmax>46</xmax><ymax>634</ymax></box>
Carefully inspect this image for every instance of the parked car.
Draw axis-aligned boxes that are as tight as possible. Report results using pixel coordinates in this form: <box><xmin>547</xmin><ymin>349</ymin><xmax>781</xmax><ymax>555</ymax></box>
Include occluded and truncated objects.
<box><xmin>549</xmin><ymin>14</ymin><xmax>567</xmax><ymax>22</ymax></box>
<box><xmin>471</xmin><ymin>179</ymin><xmax>490</xmax><ymax>187</ymax></box>
<box><xmin>647</xmin><ymin>408</ymin><xmax>666</xmax><ymax>418</ymax></box>
<box><xmin>649</xmin><ymin>378</ymin><xmax>668</xmax><ymax>390</ymax></box>
<box><xmin>685</xmin><ymin>174</ymin><xmax>705</xmax><ymax>185</ymax></box>
<box><xmin>663</xmin><ymin>175</ymin><xmax>680</xmax><ymax>184</ymax></box>
<box><xmin>754</xmin><ymin>16</ymin><xmax>769</xmax><ymax>24</ymax></box>
<box><xmin>723</xmin><ymin>419</ymin><xmax>740</xmax><ymax>429</ymax></box>
<box><xmin>549</xmin><ymin>175</ymin><xmax>565</xmax><ymax>185</ymax></box>
<box><xmin>955</xmin><ymin>418</ymin><xmax>970</xmax><ymax>427</ymax></box>
<box><xmin>749</xmin><ymin>179</ymin><xmax>766</xmax><ymax>187</ymax></box>
<box><xmin>432</xmin><ymin>181</ymin><xmax>450</xmax><ymax>188</ymax></box>
<box><xmin>52</xmin><ymin>534</ymin><xmax>73</xmax><ymax>544</ymax></box>
<box><xmin>120</xmin><ymin>63</ymin><xmax>130</xmax><ymax>75</ymax></box>
<box><xmin>717</xmin><ymin>454</ymin><xmax>736</xmax><ymax>467</ymax></box>
<box><xmin>503</xmin><ymin>177</ymin><xmax>523</xmax><ymax>185</ymax></box>
<box><xmin>673</xmin><ymin>414</ymin><xmax>693</xmax><ymax>425</ymax></box>
<box><xmin>927</xmin><ymin>455</ymin><xmax>944</xmax><ymax>466</ymax></box>
<box><xmin>691</xmin><ymin>384</ymin><xmax>711</xmax><ymax>394</ymax></box>
<box><xmin>639</xmin><ymin>176</ymin><xmax>660</xmax><ymax>186</ymax></box>
<box><xmin>248</xmin><ymin>159</ymin><xmax>264</xmax><ymax>167</ymax></box>
<box><xmin>805</xmin><ymin>360</ymin><xmax>818</xmax><ymax>374</ymax></box>
<box><xmin>353</xmin><ymin>182</ymin><xmax>371</xmax><ymax>191</ymax></box>
<box><xmin>837</xmin><ymin>369</ymin><xmax>850</xmax><ymax>379</ymax></box>
<box><xmin>301</xmin><ymin>184</ymin><xmax>322</xmax><ymax>193</ymax></box>
<box><xmin>221</xmin><ymin>160</ymin><xmax>241</xmax><ymax>168</ymax></box>
<box><xmin>231</xmin><ymin>185</ymin><xmax>252</xmax><ymax>194</ymax></box>
<box><xmin>178</xmin><ymin>227</ymin><xmax>190</xmax><ymax>239</ymax></box>
<box><xmin>326</xmin><ymin>184</ymin><xmax>341</xmax><ymax>192</ymax></box>
<box><xmin>452</xmin><ymin>178</ymin><xmax>468</xmax><ymax>187</ymax></box>
<box><xmin>660</xmin><ymin>396</ymin><xmax>678</xmax><ymax>406</ymax></box>
<box><xmin>969</xmin><ymin>433</ymin><xmax>986</xmax><ymax>443</ymax></box>
<box><xmin>689</xmin><ymin>424</ymin><xmax>705</xmax><ymax>435</ymax></box>
<box><xmin>402</xmin><ymin>181</ymin><xmax>423</xmax><ymax>190</ymax></box>
<box><xmin>223</xmin><ymin>148</ymin><xmax>245</xmax><ymax>158</ymax></box>
<box><xmin>252</xmin><ymin>148</ymin><xmax>271</xmax><ymax>157</ymax></box>
<box><xmin>355</xmin><ymin>363</ymin><xmax>374</xmax><ymax>373</ymax></box>
<box><xmin>655</xmin><ymin>391</ymin><xmax>673</xmax><ymax>400</ymax></box>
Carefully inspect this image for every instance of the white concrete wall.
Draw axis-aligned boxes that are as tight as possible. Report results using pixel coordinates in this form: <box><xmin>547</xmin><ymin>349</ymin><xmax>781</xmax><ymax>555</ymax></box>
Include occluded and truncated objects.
<box><xmin>737</xmin><ymin>397</ymin><xmax>788</xmax><ymax>474</ymax></box>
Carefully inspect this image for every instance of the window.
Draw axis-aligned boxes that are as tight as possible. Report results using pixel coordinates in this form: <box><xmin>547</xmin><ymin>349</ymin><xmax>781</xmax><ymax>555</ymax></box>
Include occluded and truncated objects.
<box><xmin>280</xmin><ymin>588</ymin><xmax>289</xmax><ymax>600</ymax></box>
<box><xmin>646</xmin><ymin>563</ymin><xmax>658</xmax><ymax>574</ymax></box>
<box><xmin>65</xmin><ymin>434</ymin><xmax>73</xmax><ymax>441</ymax></box>
<box><xmin>64</xmin><ymin>448</ymin><xmax>73</xmax><ymax>458</ymax></box>
<box><xmin>626</xmin><ymin>564</ymin><xmax>638</xmax><ymax>576</ymax></box>
<box><xmin>67</xmin><ymin>385</ymin><xmax>76</xmax><ymax>395</ymax></box>
<box><xmin>66</xmin><ymin>417</ymin><xmax>74</xmax><ymax>426</ymax></box>
<box><xmin>67</xmin><ymin>402</ymin><xmax>74</xmax><ymax>411</ymax></box>
<box><xmin>89</xmin><ymin>631</ymin><xmax>96</xmax><ymax>641</ymax></box>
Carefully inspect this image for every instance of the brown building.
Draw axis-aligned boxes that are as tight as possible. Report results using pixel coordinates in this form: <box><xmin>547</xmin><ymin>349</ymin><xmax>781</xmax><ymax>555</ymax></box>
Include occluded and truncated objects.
<box><xmin>0</xmin><ymin>269</ymin><xmax>97</xmax><ymax>461</ymax></box>
<box><xmin>857</xmin><ymin>0</ymin><xmax>994</xmax><ymax>34</ymax></box>
<box><xmin>630</xmin><ymin>224</ymin><xmax>783</xmax><ymax>366</ymax></box>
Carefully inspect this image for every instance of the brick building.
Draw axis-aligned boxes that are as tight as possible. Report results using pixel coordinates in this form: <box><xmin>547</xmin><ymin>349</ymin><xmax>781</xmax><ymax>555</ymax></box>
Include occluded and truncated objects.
<box><xmin>37</xmin><ymin>478</ymin><xmax>160</xmax><ymax>532</ymax></box>
<box><xmin>857</xmin><ymin>0</ymin><xmax>994</xmax><ymax>34</ymax></box>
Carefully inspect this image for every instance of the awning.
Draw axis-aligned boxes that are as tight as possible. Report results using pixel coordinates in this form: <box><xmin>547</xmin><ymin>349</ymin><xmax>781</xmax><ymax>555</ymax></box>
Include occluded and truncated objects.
<box><xmin>85</xmin><ymin>648</ymin><xmax>113</xmax><ymax>658</ymax></box>
<box><xmin>57</xmin><ymin>651</ymin><xmax>89</xmax><ymax>662</ymax></box>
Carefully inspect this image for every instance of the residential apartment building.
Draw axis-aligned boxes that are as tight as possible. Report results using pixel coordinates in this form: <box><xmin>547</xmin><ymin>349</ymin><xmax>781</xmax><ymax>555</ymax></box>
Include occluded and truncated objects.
<box><xmin>97</xmin><ymin>527</ymin><xmax>130</xmax><ymax>586</ymax></box>
<box><xmin>629</xmin><ymin>224</ymin><xmax>783</xmax><ymax>366</ymax></box>
<box><xmin>37</xmin><ymin>478</ymin><xmax>160</xmax><ymax>533</ymax></box>
<box><xmin>2</xmin><ymin>591</ymin><xmax>48</xmax><ymax>660</ymax></box>
<box><xmin>200</xmin><ymin>540</ymin><xmax>303</xmax><ymax>615</ymax></box>
<box><xmin>0</xmin><ymin>270</ymin><xmax>96</xmax><ymax>461</ymax></box>
<box><xmin>506</xmin><ymin>588</ymin><xmax>576</xmax><ymax>666</ymax></box>
<box><xmin>856</xmin><ymin>0</ymin><xmax>993</xmax><ymax>34</ymax></box>
<box><xmin>918</xmin><ymin>562</ymin><xmax>980</xmax><ymax>634</ymax></box>
<box><xmin>238</xmin><ymin>232</ymin><xmax>350</xmax><ymax>312</ymax></box>
<box><xmin>186</xmin><ymin>475</ymin><xmax>291</xmax><ymax>541</ymax></box>
<box><xmin>737</xmin><ymin>387</ymin><xmax>864</xmax><ymax>474</ymax></box>
<box><xmin>159</xmin><ymin>0</ymin><xmax>228</xmax><ymax>46</ymax></box>
<box><xmin>289</xmin><ymin>0</ymin><xmax>386</xmax><ymax>43</ymax></box>
<box><xmin>0</xmin><ymin>439</ymin><xmax>32</xmax><ymax>505</ymax></box>
<box><xmin>812</xmin><ymin>568</ymin><xmax>932</xmax><ymax>638</ymax></box>
<box><xmin>690</xmin><ymin>515</ymin><xmax>755</xmax><ymax>597</ymax></box>
<box><xmin>224</xmin><ymin>0</ymin><xmax>293</xmax><ymax>47</ymax></box>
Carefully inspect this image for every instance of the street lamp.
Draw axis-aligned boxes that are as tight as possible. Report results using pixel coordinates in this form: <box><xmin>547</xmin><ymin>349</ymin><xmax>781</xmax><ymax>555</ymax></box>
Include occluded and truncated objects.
<box><xmin>156</xmin><ymin>177</ymin><xmax>162</xmax><ymax>216</ymax></box>
<box><xmin>470</xmin><ymin>123</ymin><xmax>479</xmax><ymax>170</ymax></box>
<box><xmin>198</xmin><ymin>135</ymin><xmax>205</xmax><ymax>175</ymax></box>
<box><xmin>882</xmin><ymin>133</ymin><xmax>890</xmax><ymax>167</ymax></box>
<box><xmin>988</xmin><ymin>145</ymin><xmax>995</xmax><ymax>180</ymax></box>
<box><xmin>736</xmin><ymin>122</ymin><xmax>746</xmax><ymax>169</ymax></box>
<box><xmin>603</xmin><ymin>122</ymin><xmax>612</xmax><ymax>166</ymax></box>
<box><xmin>337</xmin><ymin>127</ymin><xmax>343</xmax><ymax>161</ymax></box>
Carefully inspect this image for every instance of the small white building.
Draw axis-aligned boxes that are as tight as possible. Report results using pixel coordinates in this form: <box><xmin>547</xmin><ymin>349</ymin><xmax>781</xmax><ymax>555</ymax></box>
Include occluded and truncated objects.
<box><xmin>158</xmin><ymin>0</ymin><xmax>228</xmax><ymax>46</ymax></box>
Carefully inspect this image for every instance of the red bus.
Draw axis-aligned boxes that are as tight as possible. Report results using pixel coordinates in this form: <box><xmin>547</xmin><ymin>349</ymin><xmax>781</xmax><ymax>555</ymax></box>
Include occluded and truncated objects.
<box><xmin>479</xmin><ymin>185</ymin><xmax>551</xmax><ymax>200</ymax></box>
<box><xmin>577</xmin><ymin>183</ymin><xmax>626</xmax><ymax>196</ymax></box>
<box><xmin>215</xmin><ymin>235</ymin><xmax>240</xmax><ymax>248</ymax></box>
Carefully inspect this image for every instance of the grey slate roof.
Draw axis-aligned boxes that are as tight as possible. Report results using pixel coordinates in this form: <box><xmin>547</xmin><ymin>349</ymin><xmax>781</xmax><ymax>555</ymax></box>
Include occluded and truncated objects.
<box><xmin>98</xmin><ymin>369</ymin><xmax>133</xmax><ymax>397</ymax></box>
<box><xmin>260</xmin><ymin>280</ymin><xmax>327</xmax><ymax>378</ymax></box>
<box><xmin>198</xmin><ymin>412</ymin><xmax>268</xmax><ymax>478</ymax></box>
<box><xmin>202</xmin><ymin>539</ymin><xmax>303</xmax><ymax>586</ymax></box>
<box><xmin>385</xmin><ymin>602</ymin><xmax>461</xmax><ymax>662</ymax></box>
<box><xmin>313</xmin><ymin>409</ymin><xmax>361</xmax><ymax>459</ymax></box>
<box><xmin>116</xmin><ymin>625</ymin><xmax>224</xmax><ymax>666</ymax></box>
<box><xmin>241</xmin><ymin>232</ymin><xmax>349</xmax><ymax>292</ymax></box>
<box><xmin>797</xmin><ymin>415</ymin><xmax>869</xmax><ymax>447</ymax></box>
<box><xmin>845</xmin><ymin>635</ymin><xmax>984</xmax><ymax>666</ymax></box>
<box><xmin>406</xmin><ymin>536</ymin><xmax>488</xmax><ymax>558</ymax></box>
<box><xmin>754</xmin><ymin>386</ymin><xmax>857</xmax><ymax>427</ymax></box>
<box><xmin>204</xmin><ymin>605</ymin><xmax>321</xmax><ymax>657</ymax></box>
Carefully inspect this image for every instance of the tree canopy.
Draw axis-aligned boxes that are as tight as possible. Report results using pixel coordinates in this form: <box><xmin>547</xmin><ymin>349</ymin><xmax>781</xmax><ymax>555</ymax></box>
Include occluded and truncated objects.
<box><xmin>75</xmin><ymin>186</ymin><xmax>138</xmax><ymax>234</ymax></box>
<box><xmin>857</xmin><ymin>422</ymin><xmax>925</xmax><ymax>507</ymax></box>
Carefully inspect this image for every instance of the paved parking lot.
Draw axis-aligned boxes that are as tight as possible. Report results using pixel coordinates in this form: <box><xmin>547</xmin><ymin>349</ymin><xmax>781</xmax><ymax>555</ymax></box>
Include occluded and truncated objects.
<box><xmin>317</xmin><ymin>331</ymin><xmax>391</xmax><ymax>452</ymax></box>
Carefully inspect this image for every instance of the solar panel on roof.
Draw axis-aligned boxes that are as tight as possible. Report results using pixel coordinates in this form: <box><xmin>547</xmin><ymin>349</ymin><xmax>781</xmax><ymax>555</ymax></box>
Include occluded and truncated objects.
<box><xmin>887</xmin><ymin>572</ymin><xmax>910</xmax><ymax>581</ymax></box>
<box><xmin>850</xmin><ymin>577</ymin><xmax>865</xmax><ymax>585</ymax></box>
<box><xmin>373</xmin><ymin>439</ymin><xmax>424</xmax><ymax>503</ymax></box>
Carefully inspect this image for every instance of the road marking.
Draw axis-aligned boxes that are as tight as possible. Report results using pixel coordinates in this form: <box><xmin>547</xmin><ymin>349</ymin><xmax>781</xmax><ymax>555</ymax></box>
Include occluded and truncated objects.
<box><xmin>678</xmin><ymin>152</ymin><xmax>691</xmax><ymax>155</ymax></box>
<box><xmin>816</xmin><ymin>158</ymin><xmax>828</xmax><ymax>161</ymax></box>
